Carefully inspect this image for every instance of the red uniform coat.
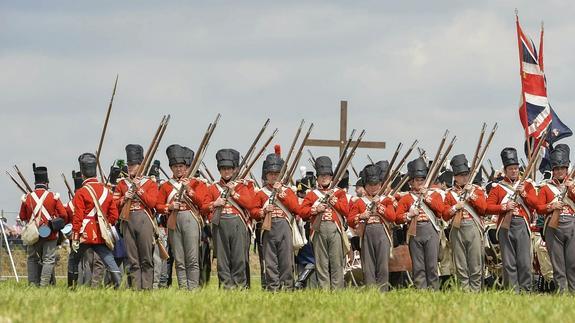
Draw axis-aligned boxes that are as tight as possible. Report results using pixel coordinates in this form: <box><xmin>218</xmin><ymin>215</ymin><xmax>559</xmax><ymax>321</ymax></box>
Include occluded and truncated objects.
<box><xmin>395</xmin><ymin>190</ymin><xmax>445</xmax><ymax>224</ymax></box>
<box><xmin>114</xmin><ymin>177</ymin><xmax>159</xmax><ymax>212</ymax></box>
<box><xmin>72</xmin><ymin>178</ymin><xmax>119</xmax><ymax>244</ymax></box>
<box><xmin>202</xmin><ymin>179</ymin><xmax>256</xmax><ymax>221</ymax></box>
<box><xmin>156</xmin><ymin>178</ymin><xmax>210</xmax><ymax>216</ymax></box>
<box><xmin>249</xmin><ymin>185</ymin><xmax>301</xmax><ymax>221</ymax></box>
<box><xmin>19</xmin><ymin>188</ymin><xmax>67</xmax><ymax>241</ymax></box>
<box><xmin>299</xmin><ymin>187</ymin><xmax>349</xmax><ymax>230</ymax></box>
<box><xmin>442</xmin><ymin>185</ymin><xmax>487</xmax><ymax>221</ymax></box>
<box><xmin>536</xmin><ymin>180</ymin><xmax>575</xmax><ymax>216</ymax></box>
<box><xmin>485</xmin><ymin>178</ymin><xmax>538</xmax><ymax>226</ymax></box>
<box><xmin>347</xmin><ymin>195</ymin><xmax>396</xmax><ymax>229</ymax></box>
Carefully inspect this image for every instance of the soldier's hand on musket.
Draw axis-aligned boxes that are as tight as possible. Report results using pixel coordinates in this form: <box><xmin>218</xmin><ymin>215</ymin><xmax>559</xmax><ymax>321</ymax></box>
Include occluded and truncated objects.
<box><xmin>169</xmin><ymin>201</ymin><xmax>181</xmax><ymax>211</ymax></box>
<box><xmin>454</xmin><ymin>201</ymin><xmax>464</xmax><ymax>211</ymax></box>
<box><xmin>419</xmin><ymin>187</ymin><xmax>428</xmax><ymax>195</ymax></box>
<box><xmin>566</xmin><ymin>179</ymin><xmax>574</xmax><ymax>189</ymax></box>
<box><xmin>316</xmin><ymin>203</ymin><xmax>328</xmax><ymax>213</ymax></box>
<box><xmin>125</xmin><ymin>189</ymin><xmax>135</xmax><ymax>199</ymax></box>
<box><xmin>213</xmin><ymin>197</ymin><xmax>226</xmax><ymax>207</ymax></box>
<box><xmin>515</xmin><ymin>183</ymin><xmax>525</xmax><ymax>194</ymax></box>
<box><xmin>272</xmin><ymin>181</ymin><xmax>282</xmax><ymax>192</ymax></box>
<box><xmin>406</xmin><ymin>206</ymin><xmax>418</xmax><ymax>221</ymax></box>
<box><xmin>133</xmin><ymin>176</ymin><xmax>143</xmax><ymax>185</ymax></box>
<box><xmin>376</xmin><ymin>203</ymin><xmax>386</xmax><ymax>216</ymax></box>
<box><xmin>264</xmin><ymin>204</ymin><xmax>275</xmax><ymax>214</ymax></box>
<box><xmin>552</xmin><ymin>201</ymin><xmax>564</xmax><ymax>210</ymax></box>
<box><xmin>503</xmin><ymin>201</ymin><xmax>517</xmax><ymax>211</ymax></box>
<box><xmin>226</xmin><ymin>181</ymin><xmax>237</xmax><ymax>190</ymax></box>
<box><xmin>464</xmin><ymin>183</ymin><xmax>474</xmax><ymax>193</ymax></box>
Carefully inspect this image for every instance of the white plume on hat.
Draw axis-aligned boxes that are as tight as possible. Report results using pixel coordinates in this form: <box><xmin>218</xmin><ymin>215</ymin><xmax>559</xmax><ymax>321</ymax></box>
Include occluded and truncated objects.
<box><xmin>299</xmin><ymin>166</ymin><xmax>307</xmax><ymax>178</ymax></box>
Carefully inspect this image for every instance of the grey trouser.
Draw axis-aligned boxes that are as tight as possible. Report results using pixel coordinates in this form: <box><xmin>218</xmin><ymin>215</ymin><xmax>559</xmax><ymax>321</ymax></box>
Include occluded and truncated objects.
<box><xmin>90</xmin><ymin>251</ymin><xmax>106</xmax><ymax>287</ymax></box>
<box><xmin>312</xmin><ymin>221</ymin><xmax>344</xmax><ymax>290</ymax></box>
<box><xmin>215</xmin><ymin>214</ymin><xmax>249</xmax><ymax>289</ymax></box>
<box><xmin>168</xmin><ymin>211</ymin><xmax>201</xmax><ymax>290</ymax></box>
<box><xmin>153</xmin><ymin>227</ymin><xmax>168</xmax><ymax>289</ymax></box>
<box><xmin>451</xmin><ymin>219</ymin><xmax>483</xmax><ymax>292</ymax></box>
<box><xmin>262</xmin><ymin>218</ymin><xmax>294</xmax><ymax>291</ymax></box>
<box><xmin>498</xmin><ymin>217</ymin><xmax>532</xmax><ymax>292</ymax></box>
<box><xmin>27</xmin><ymin>239</ymin><xmax>57</xmax><ymax>287</ymax></box>
<box><xmin>545</xmin><ymin>215</ymin><xmax>575</xmax><ymax>293</ymax></box>
<box><xmin>78</xmin><ymin>247</ymin><xmax>94</xmax><ymax>285</ymax></box>
<box><xmin>361</xmin><ymin>223</ymin><xmax>391</xmax><ymax>291</ymax></box>
<box><xmin>408</xmin><ymin>221</ymin><xmax>439</xmax><ymax>290</ymax></box>
<box><xmin>122</xmin><ymin>210</ymin><xmax>155</xmax><ymax>290</ymax></box>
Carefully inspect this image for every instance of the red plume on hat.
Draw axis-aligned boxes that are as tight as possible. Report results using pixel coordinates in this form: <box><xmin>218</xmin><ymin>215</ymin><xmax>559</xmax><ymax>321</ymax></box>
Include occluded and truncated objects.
<box><xmin>274</xmin><ymin>144</ymin><xmax>281</xmax><ymax>156</ymax></box>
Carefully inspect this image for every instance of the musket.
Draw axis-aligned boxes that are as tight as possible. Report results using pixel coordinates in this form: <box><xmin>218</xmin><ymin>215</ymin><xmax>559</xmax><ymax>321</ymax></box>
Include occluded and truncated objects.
<box><xmin>500</xmin><ymin>129</ymin><xmax>547</xmax><ymax>230</ymax></box>
<box><xmin>311</xmin><ymin>130</ymin><xmax>365</xmax><ymax>232</ymax></box>
<box><xmin>407</xmin><ymin>131</ymin><xmax>455</xmax><ymax>237</ymax></box>
<box><xmin>367</xmin><ymin>155</ymin><xmax>375</xmax><ymax>165</ymax></box>
<box><xmin>143</xmin><ymin>115</ymin><xmax>171</xmax><ymax>176</ymax></box>
<box><xmin>307</xmin><ymin>149</ymin><xmax>316</xmax><ymax>165</ymax></box>
<box><xmin>239</xmin><ymin>119</ymin><xmax>271</xmax><ymax>176</ymax></box>
<box><xmin>13</xmin><ymin>165</ymin><xmax>33</xmax><ymax>192</ymax></box>
<box><xmin>470</xmin><ymin>123</ymin><xmax>487</xmax><ymax>172</ymax></box>
<box><xmin>282</xmin><ymin>120</ymin><xmax>305</xmax><ymax>174</ymax></box>
<box><xmin>285</xmin><ymin>124</ymin><xmax>315</xmax><ymax>184</ymax></box>
<box><xmin>119</xmin><ymin>116</ymin><xmax>169</xmax><ymax>221</ymax></box>
<box><xmin>386</xmin><ymin>142</ymin><xmax>403</xmax><ymax>177</ymax></box>
<box><xmin>211</xmin><ymin>120</ymin><xmax>273</xmax><ymax>226</ymax></box>
<box><xmin>381</xmin><ymin>140</ymin><xmax>418</xmax><ymax>191</ymax></box>
<box><xmin>201</xmin><ymin>161</ymin><xmax>216</xmax><ymax>182</ymax></box>
<box><xmin>6</xmin><ymin>171</ymin><xmax>28</xmax><ymax>194</ymax></box>
<box><xmin>61</xmin><ymin>173</ymin><xmax>74</xmax><ymax>200</ymax></box>
<box><xmin>350</xmin><ymin>162</ymin><xmax>360</xmax><ymax>178</ymax></box>
<box><xmin>262</xmin><ymin>121</ymin><xmax>306</xmax><ymax>230</ymax></box>
<box><xmin>359</xmin><ymin>173</ymin><xmax>411</xmax><ymax>237</ymax></box>
<box><xmin>95</xmin><ymin>75</ymin><xmax>118</xmax><ymax>183</ymax></box>
<box><xmin>167</xmin><ymin>115</ymin><xmax>220</xmax><ymax>230</ymax></box>
<box><xmin>240</xmin><ymin>129</ymin><xmax>279</xmax><ymax>179</ymax></box>
<box><xmin>452</xmin><ymin>123</ymin><xmax>497</xmax><ymax>228</ymax></box>
<box><xmin>333</xmin><ymin>129</ymin><xmax>356</xmax><ymax>179</ymax></box>
<box><xmin>548</xmin><ymin>167</ymin><xmax>575</xmax><ymax>230</ymax></box>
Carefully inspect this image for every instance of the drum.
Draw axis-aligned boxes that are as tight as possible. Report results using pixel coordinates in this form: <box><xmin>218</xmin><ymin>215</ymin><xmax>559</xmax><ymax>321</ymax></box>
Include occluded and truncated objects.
<box><xmin>60</xmin><ymin>223</ymin><xmax>73</xmax><ymax>238</ymax></box>
<box><xmin>38</xmin><ymin>224</ymin><xmax>52</xmax><ymax>238</ymax></box>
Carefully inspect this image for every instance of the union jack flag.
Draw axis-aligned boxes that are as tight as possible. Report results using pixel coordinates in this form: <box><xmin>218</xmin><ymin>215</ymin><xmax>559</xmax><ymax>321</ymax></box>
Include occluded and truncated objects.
<box><xmin>516</xmin><ymin>14</ymin><xmax>572</xmax><ymax>173</ymax></box>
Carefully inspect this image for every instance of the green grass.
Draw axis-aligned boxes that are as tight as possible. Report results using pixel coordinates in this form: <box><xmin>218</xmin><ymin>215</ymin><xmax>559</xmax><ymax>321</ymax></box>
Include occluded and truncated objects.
<box><xmin>0</xmin><ymin>280</ymin><xmax>574</xmax><ymax>323</ymax></box>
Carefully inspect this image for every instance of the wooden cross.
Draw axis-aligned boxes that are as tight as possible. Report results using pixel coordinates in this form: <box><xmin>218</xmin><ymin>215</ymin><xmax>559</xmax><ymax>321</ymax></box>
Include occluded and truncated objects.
<box><xmin>305</xmin><ymin>100</ymin><xmax>386</xmax><ymax>156</ymax></box>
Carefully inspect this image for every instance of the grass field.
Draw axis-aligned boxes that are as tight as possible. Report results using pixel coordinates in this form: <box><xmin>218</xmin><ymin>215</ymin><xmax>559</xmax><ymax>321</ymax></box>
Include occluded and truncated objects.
<box><xmin>1</xmin><ymin>279</ymin><xmax>575</xmax><ymax>323</ymax></box>
<box><xmin>2</xmin><ymin>246</ymin><xmax>575</xmax><ymax>323</ymax></box>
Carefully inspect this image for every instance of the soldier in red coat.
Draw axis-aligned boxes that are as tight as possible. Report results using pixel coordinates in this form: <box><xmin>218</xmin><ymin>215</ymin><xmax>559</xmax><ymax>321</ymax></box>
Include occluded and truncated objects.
<box><xmin>67</xmin><ymin>153</ymin><xmax>122</xmax><ymax>288</ymax></box>
<box><xmin>442</xmin><ymin>154</ymin><xmax>487</xmax><ymax>292</ymax></box>
<box><xmin>486</xmin><ymin>147</ymin><xmax>538</xmax><ymax>292</ymax></box>
<box><xmin>300</xmin><ymin>156</ymin><xmax>349</xmax><ymax>290</ymax></box>
<box><xmin>249</xmin><ymin>153</ymin><xmax>302</xmax><ymax>291</ymax></box>
<box><xmin>19</xmin><ymin>164</ymin><xmax>67</xmax><ymax>286</ymax></box>
<box><xmin>156</xmin><ymin>144</ymin><xmax>209</xmax><ymax>290</ymax></box>
<box><xmin>202</xmin><ymin>149</ymin><xmax>256</xmax><ymax>289</ymax></box>
<box><xmin>114</xmin><ymin>144</ymin><xmax>159</xmax><ymax>290</ymax></box>
<box><xmin>536</xmin><ymin>144</ymin><xmax>575</xmax><ymax>293</ymax></box>
<box><xmin>396</xmin><ymin>158</ymin><xmax>445</xmax><ymax>290</ymax></box>
<box><xmin>347</xmin><ymin>163</ymin><xmax>396</xmax><ymax>291</ymax></box>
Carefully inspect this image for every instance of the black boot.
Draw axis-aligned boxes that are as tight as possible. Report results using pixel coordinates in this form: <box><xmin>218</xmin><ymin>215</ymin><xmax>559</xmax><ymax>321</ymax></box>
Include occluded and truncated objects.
<box><xmin>110</xmin><ymin>271</ymin><xmax>122</xmax><ymax>289</ymax></box>
<box><xmin>67</xmin><ymin>272</ymin><xmax>78</xmax><ymax>289</ymax></box>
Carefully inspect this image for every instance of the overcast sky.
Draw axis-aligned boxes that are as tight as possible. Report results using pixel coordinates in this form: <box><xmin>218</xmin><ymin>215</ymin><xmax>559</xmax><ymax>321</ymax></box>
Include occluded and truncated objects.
<box><xmin>2</xmin><ymin>1</ymin><xmax>575</xmax><ymax>223</ymax></box>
